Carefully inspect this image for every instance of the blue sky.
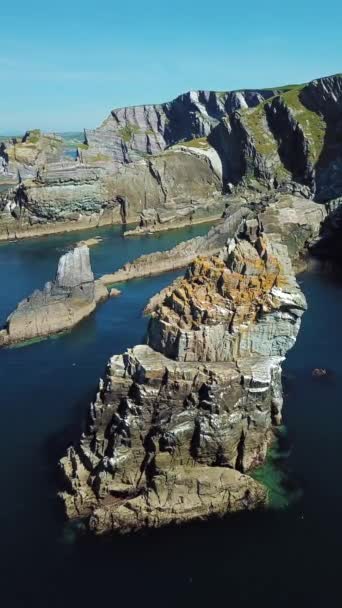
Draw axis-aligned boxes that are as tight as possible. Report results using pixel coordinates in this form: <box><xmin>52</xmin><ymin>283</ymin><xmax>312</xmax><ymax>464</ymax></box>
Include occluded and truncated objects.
<box><xmin>0</xmin><ymin>0</ymin><xmax>341</xmax><ymax>133</ymax></box>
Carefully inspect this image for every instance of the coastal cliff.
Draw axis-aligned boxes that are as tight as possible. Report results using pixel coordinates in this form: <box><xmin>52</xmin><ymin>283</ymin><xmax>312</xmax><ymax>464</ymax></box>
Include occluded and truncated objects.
<box><xmin>83</xmin><ymin>88</ymin><xmax>282</xmax><ymax>165</ymax></box>
<box><xmin>0</xmin><ymin>146</ymin><xmax>224</xmax><ymax>240</ymax></box>
<box><xmin>59</xmin><ymin>220</ymin><xmax>306</xmax><ymax>533</ymax></box>
<box><xmin>3</xmin><ymin>74</ymin><xmax>341</xmax><ymax>241</ymax></box>
<box><xmin>209</xmin><ymin>74</ymin><xmax>342</xmax><ymax>201</ymax></box>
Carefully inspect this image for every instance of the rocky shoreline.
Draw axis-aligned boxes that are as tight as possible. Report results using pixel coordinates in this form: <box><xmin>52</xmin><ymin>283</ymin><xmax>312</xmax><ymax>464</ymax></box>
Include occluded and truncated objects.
<box><xmin>100</xmin><ymin>194</ymin><xmax>326</xmax><ymax>287</ymax></box>
<box><xmin>1</xmin><ymin>74</ymin><xmax>341</xmax><ymax>242</ymax></box>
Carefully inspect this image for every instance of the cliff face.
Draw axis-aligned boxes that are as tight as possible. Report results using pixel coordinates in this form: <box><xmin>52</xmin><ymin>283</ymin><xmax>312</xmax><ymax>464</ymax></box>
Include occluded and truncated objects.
<box><xmin>0</xmin><ymin>145</ymin><xmax>224</xmax><ymax>239</ymax></box>
<box><xmin>2</xmin><ymin>74</ymin><xmax>341</xmax><ymax>241</ymax></box>
<box><xmin>59</xmin><ymin>220</ymin><xmax>306</xmax><ymax>533</ymax></box>
<box><xmin>0</xmin><ymin>246</ymin><xmax>108</xmax><ymax>347</ymax></box>
<box><xmin>0</xmin><ymin>130</ymin><xmax>64</xmax><ymax>181</ymax></box>
<box><xmin>84</xmin><ymin>88</ymin><xmax>282</xmax><ymax>165</ymax></box>
<box><xmin>147</xmin><ymin>236</ymin><xmax>305</xmax><ymax>362</ymax></box>
<box><xmin>209</xmin><ymin>75</ymin><xmax>342</xmax><ymax>201</ymax></box>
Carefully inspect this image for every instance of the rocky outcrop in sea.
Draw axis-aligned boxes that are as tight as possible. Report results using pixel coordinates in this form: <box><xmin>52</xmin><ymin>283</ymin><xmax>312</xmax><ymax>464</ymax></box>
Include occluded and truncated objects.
<box><xmin>59</xmin><ymin>216</ymin><xmax>307</xmax><ymax>533</ymax></box>
<box><xmin>0</xmin><ymin>245</ymin><xmax>108</xmax><ymax>346</ymax></box>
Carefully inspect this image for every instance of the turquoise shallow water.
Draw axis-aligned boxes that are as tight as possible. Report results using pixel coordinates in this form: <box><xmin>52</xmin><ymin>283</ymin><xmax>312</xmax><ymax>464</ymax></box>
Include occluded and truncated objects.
<box><xmin>0</xmin><ymin>225</ymin><xmax>342</xmax><ymax>607</ymax></box>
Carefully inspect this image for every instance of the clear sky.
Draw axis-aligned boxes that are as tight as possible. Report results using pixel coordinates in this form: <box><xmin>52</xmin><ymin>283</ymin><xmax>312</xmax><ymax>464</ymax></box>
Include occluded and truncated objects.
<box><xmin>0</xmin><ymin>0</ymin><xmax>341</xmax><ymax>133</ymax></box>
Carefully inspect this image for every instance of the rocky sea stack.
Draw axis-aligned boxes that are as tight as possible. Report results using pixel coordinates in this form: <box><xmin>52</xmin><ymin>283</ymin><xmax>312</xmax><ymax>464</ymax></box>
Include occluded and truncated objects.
<box><xmin>0</xmin><ymin>245</ymin><xmax>108</xmax><ymax>347</ymax></box>
<box><xmin>59</xmin><ymin>216</ymin><xmax>307</xmax><ymax>533</ymax></box>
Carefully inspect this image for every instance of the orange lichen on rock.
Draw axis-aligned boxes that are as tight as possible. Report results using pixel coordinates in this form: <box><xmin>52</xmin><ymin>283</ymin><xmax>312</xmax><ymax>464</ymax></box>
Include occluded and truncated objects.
<box><xmin>154</xmin><ymin>236</ymin><xmax>289</xmax><ymax>334</ymax></box>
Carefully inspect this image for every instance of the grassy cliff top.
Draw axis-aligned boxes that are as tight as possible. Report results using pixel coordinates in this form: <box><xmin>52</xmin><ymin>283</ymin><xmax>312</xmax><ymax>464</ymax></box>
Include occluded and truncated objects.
<box><xmin>241</xmin><ymin>83</ymin><xmax>326</xmax><ymax>165</ymax></box>
<box><xmin>180</xmin><ymin>137</ymin><xmax>211</xmax><ymax>150</ymax></box>
<box><xmin>281</xmin><ymin>88</ymin><xmax>326</xmax><ymax>163</ymax></box>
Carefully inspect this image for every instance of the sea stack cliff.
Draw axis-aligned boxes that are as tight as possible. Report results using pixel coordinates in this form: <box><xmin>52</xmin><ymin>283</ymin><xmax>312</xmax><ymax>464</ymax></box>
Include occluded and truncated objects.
<box><xmin>0</xmin><ymin>245</ymin><xmax>108</xmax><ymax>347</ymax></box>
<box><xmin>59</xmin><ymin>220</ymin><xmax>306</xmax><ymax>533</ymax></box>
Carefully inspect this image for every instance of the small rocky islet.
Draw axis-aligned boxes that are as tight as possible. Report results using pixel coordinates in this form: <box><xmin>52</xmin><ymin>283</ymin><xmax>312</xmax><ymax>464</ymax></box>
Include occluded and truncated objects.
<box><xmin>1</xmin><ymin>73</ymin><xmax>342</xmax><ymax>534</ymax></box>
<box><xmin>0</xmin><ymin>245</ymin><xmax>108</xmax><ymax>347</ymax></box>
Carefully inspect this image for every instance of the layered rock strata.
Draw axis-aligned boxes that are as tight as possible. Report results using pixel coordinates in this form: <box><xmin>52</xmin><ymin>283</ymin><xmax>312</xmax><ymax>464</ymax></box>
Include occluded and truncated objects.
<box><xmin>209</xmin><ymin>74</ymin><xmax>342</xmax><ymax>200</ymax></box>
<box><xmin>2</xmin><ymin>74</ymin><xmax>341</xmax><ymax>241</ymax></box>
<box><xmin>0</xmin><ymin>147</ymin><xmax>224</xmax><ymax>240</ymax></box>
<box><xmin>257</xmin><ymin>193</ymin><xmax>327</xmax><ymax>264</ymax></box>
<box><xmin>59</xmin><ymin>227</ymin><xmax>306</xmax><ymax>533</ymax></box>
<box><xmin>0</xmin><ymin>246</ymin><xmax>108</xmax><ymax>347</ymax></box>
<box><xmin>100</xmin><ymin>206</ymin><xmax>252</xmax><ymax>285</ymax></box>
<box><xmin>0</xmin><ymin>130</ymin><xmax>64</xmax><ymax>181</ymax></box>
<box><xmin>101</xmin><ymin>193</ymin><xmax>326</xmax><ymax>287</ymax></box>
<box><xmin>84</xmin><ymin>88</ymin><xmax>281</xmax><ymax>166</ymax></box>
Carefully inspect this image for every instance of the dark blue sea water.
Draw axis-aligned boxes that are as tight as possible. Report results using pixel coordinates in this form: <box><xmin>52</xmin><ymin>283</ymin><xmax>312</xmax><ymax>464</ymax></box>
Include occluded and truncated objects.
<box><xmin>0</xmin><ymin>225</ymin><xmax>341</xmax><ymax>607</ymax></box>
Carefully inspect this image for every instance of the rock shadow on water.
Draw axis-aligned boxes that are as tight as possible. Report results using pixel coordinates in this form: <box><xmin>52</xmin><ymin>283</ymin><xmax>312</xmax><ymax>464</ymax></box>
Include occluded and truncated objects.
<box><xmin>251</xmin><ymin>427</ymin><xmax>303</xmax><ymax>510</ymax></box>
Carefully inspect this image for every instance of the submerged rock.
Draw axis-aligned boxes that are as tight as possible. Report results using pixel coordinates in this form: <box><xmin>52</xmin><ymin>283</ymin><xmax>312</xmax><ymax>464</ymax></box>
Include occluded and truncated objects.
<box><xmin>312</xmin><ymin>368</ymin><xmax>328</xmax><ymax>378</ymax></box>
<box><xmin>0</xmin><ymin>245</ymin><xmax>108</xmax><ymax>347</ymax></box>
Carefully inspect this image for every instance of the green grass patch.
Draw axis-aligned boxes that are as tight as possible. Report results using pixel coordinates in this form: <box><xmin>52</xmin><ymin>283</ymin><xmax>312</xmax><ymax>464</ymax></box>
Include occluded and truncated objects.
<box><xmin>181</xmin><ymin>137</ymin><xmax>210</xmax><ymax>150</ymax></box>
<box><xmin>281</xmin><ymin>88</ymin><xmax>326</xmax><ymax>163</ymax></box>
<box><xmin>242</xmin><ymin>103</ymin><xmax>279</xmax><ymax>156</ymax></box>
<box><xmin>87</xmin><ymin>153</ymin><xmax>111</xmax><ymax>162</ymax></box>
<box><xmin>26</xmin><ymin>129</ymin><xmax>41</xmax><ymax>144</ymax></box>
<box><xmin>263</xmin><ymin>83</ymin><xmax>304</xmax><ymax>93</ymax></box>
<box><xmin>118</xmin><ymin>123</ymin><xmax>141</xmax><ymax>142</ymax></box>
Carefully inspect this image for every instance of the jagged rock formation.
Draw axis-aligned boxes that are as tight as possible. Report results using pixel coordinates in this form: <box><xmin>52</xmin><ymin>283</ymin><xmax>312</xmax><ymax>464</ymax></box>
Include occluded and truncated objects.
<box><xmin>100</xmin><ymin>205</ymin><xmax>252</xmax><ymax>285</ymax></box>
<box><xmin>0</xmin><ymin>146</ymin><xmax>224</xmax><ymax>240</ymax></box>
<box><xmin>209</xmin><ymin>74</ymin><xmax>342</xmax><ymax>200</ymax></box>
<box><xmin>0</xmin><ymin>246</ymin><xmax>108</xmax><ymax>347</ymax></box>
<box><xmin>84</xmin><ymin>88</ymin><xmax>282</xmax><ymax>165</ymax></box>
<box><xmin>100</xmin><ymin>193</ymin><xmax>326</xmax><ymax>286</ymax></box>
<box><xmin>59</xmin><ymin>224</ymin><xmax>306</xmax><ymax>533</ymax></box>
<box><xmin>309</xmin><ymin>197</ymin><xmax>342</xmax><ymax>260</ymax></box>
<box><xmin>259</xmin><ymin>193</ymin><xmax>327</xmax><ymax>263</ymax></box>
<box><xmin>147</xmin><ymin>237</ymin><xmax>305</xmax><ymax>362</ymax></box>
<box><xmin>0</xmin><ymin>130</ymin><xmax>64</xmax><ymax>181</ymax></box>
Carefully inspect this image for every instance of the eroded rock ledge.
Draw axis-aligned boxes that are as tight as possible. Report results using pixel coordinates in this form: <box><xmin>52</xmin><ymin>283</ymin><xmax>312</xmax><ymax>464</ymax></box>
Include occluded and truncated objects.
<box><xmin>100</xmin><ymin>205</ymin><xmax>252</xmax><ymax>285</ymax></box>
<box><xmin>100</xmin><ymin>193</ymin><xmax>326</xmax><ymax>286</ymax></box>
<box><xmin>0</xmin><ymin>245</ymin><xmax>108</xmax><ymax>347</ymax></box>
<box><xmin>59</xmin><ymin>227</ymin><xmax>306</xmax><ymax>533</ymax></box>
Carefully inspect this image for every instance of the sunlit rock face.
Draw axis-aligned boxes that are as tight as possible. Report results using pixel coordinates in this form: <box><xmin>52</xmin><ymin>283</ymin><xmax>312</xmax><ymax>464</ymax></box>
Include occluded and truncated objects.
<box><xmin>59</xmin><ymin>225</ymin><xmax>306</xmax><ymax>534</ymax></box>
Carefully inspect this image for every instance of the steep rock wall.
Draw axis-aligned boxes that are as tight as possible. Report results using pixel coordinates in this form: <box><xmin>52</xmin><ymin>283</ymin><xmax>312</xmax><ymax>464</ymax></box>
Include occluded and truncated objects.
<box><xmin>59</xmin><ymin>225</ymin><xmax>306</xmax><ymax>533</ymax></box>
